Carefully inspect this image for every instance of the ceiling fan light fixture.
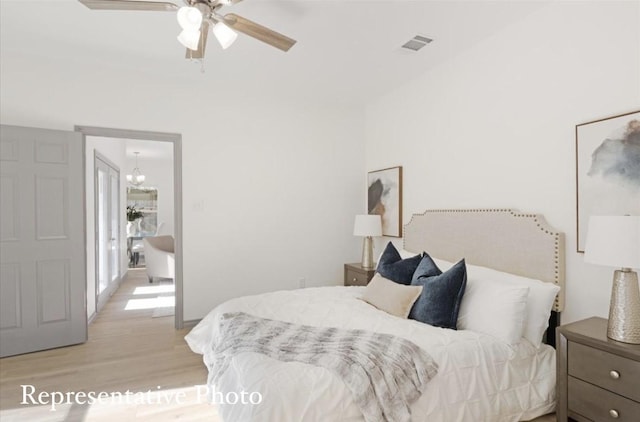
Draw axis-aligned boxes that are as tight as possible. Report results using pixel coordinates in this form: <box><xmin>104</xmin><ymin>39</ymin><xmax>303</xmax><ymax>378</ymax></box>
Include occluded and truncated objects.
<box><xmin>82</xmin><ymin>0</ymin><xmax>298</xmax><ymax>58</ymax></box>
<box><xmin>212</xmin><ymin>22</ymin><xmax>238</xmax><ymax>50</ymax></box>
<box><xmin>178</xmin><ymin>29</ymin><xmax>201</xmax><ymax>51</ymax></box>
<box><xmin>177</xmin><ymin>6</ymin><xmax>202</xmax><ymax>30</ymax></box>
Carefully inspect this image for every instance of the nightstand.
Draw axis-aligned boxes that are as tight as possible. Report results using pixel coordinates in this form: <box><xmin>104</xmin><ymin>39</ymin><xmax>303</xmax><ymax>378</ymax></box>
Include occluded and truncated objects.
<box><xmin>556</xmin><ymin>317</ymin><xmax>640</xmax><ymax>422</ymax></box>
<box><xmin>344</xmin><ymin>263</ymin><xmax>376</xmax><ymax>286</ymax></box>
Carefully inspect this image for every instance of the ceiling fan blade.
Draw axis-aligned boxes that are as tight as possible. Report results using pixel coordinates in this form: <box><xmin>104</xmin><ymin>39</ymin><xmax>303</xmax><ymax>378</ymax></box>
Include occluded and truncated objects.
<box><xmin>185</xmin><ymin>20</ymin><xmax>210</xmax><ymax>60</ymax></box>
<box><xmin>78</xmin><ymin>0</ymin><xmax>179</xmax><ymax>11</ymax></box>
<box><xmin>222</xmin><ymin>13</ymin><xmax>296</xmax><ymax>52</ymax></box>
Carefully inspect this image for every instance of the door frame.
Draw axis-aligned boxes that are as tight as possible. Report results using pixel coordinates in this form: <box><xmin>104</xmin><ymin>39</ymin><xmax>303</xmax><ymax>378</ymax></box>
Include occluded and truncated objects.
<box><xmin>75</xmin><ymin>126</ymin><xmax>185</xmax><ymax>329</ymax></box>
<box><xmin>94</xmin><ymin>151</ymin><xmax>121</xmax><ymax>313</ymax></box>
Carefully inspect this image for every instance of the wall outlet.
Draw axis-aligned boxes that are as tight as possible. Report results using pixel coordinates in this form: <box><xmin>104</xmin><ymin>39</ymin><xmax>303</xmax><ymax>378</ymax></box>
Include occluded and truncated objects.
<box><xmin>298</xmin><ymin>277</ymin><xmax>306</xmax><ymax>289</ymax></box>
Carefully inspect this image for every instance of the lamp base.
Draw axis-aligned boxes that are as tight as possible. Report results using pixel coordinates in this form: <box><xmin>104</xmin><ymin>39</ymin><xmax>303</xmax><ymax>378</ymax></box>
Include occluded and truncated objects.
<box><xmin>361</xmin><ymin>236</ymin><xmax>375</xmax><ymax>270</ymax></box>
<box><xmin>607</xmin><ymin>269</ymin><xmax>640</xmax><ymax>344</ymax></box>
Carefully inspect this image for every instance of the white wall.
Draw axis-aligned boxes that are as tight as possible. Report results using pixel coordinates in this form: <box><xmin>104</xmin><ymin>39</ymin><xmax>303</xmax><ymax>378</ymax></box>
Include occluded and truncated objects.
<box><xmin>1</xmin><ymin>56</ymin><xmax>365</xmax><ymax>321</ymax></box>
<box><xmin>10</xmin><ymin>2</ymin><xmax>630</xmax><ymax>326</ymax></box>
<box><xmin>182</xmin><ymin>104</ymin><xmax>364</xmax><ymax>319</ymax></box>
<box><xmin>125</xmin><ymin>153</ymin><xmax>174</xmax><ymax>236</ymax></box>
<box><xmin>365</xmin><ymin>1</ymin><xmax>640</xmax><ymax>324</ymax></box>
<box><xmin>85</xmin><ymin>137</ymin><xmax>127</xmax><ymax>320</ymax></box>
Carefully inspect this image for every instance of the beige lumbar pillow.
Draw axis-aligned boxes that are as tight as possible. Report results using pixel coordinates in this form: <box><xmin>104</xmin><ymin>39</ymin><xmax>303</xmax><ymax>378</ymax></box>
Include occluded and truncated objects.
<box><xmin>362</xmin><ymin>274</ymin><xmax>423</xmax><ymax>318</ymax></box>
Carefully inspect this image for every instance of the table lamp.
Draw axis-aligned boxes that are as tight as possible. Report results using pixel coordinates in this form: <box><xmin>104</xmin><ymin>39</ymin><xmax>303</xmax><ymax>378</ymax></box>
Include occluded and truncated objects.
<box><xmin>584</xmin><ymin>215</ymin><xmax>640</xmax><ymax>344</ymax></box>
<box><xmin>353</xmin><ymin>215</ymin><xmax>382</xmax><ymax>270</ymax></box>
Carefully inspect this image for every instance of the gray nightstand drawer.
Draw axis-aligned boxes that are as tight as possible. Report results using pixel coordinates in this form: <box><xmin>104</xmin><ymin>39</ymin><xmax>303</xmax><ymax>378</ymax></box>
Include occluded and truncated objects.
<box><xmin>344</xmin><ymin>263</ymin><xmax>375</xmax><ymax>287</ymax></box>
<box><xmin>569</xmin><ymin>342</ymin><xmax>640</xmax><ymax>402</ymax></box>
<box><xmin>557</xmin><ymin>318</ymin><xmax>640</xmax><ymax>422</ymax></box>
<box><xmin>568</xmin><ymin>377</ymin><xmax>640</xmax><ymax>422</ymax></box>
<box><xmin>345</xmin><ymin>269</ymin><xmax>369</xmax><ymax>286</ymax></box>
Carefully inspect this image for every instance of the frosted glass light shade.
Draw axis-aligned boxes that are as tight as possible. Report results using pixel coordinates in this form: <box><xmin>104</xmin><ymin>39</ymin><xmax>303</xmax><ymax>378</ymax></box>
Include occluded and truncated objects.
<box><xmin>353</xmin><ymin>215</ymin><xmax>382</xmax><ymax>237</ymax></box>
<box><xmin>126</xmin><ymin>171</ymin><xmax>145</xmax><ymax>186</ymax></box>
<box><xmin>178</xmin><ymin>29</ymin><xmax>201</xmax><ymax>51</ymax></box>
<box><xmin>584</xmin><ymin>216</ymin><xmax>640</xmax><ymax>269</ymax></box>
<box><xmin>212</xmin><ymin>22</ymin><xmax>238</xmax><ymax>49</ymax></box>
<box><xmin>177</xmin><ymin>6</ymin><xmax>202</xmax><ymax>30</ymax></box>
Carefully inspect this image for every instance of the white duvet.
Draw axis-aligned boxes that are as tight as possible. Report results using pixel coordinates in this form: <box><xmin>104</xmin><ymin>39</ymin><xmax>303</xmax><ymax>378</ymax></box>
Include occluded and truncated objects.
<box><xmin>186</xmin><ymin>287</ymin><xmax>556</xmax><ymax>422</ymax></box>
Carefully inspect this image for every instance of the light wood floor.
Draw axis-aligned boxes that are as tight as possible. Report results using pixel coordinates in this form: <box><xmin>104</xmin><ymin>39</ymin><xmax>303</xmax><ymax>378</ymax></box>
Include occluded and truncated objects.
<box><xmin>0</xmin><ymin>269</ymin><xmax>218</xmax><ymax>421</ymax></box>
<box><xmin>0</xmin><ymin>269</ymin><xmax>556</xmax><ymax>421</ymax></box>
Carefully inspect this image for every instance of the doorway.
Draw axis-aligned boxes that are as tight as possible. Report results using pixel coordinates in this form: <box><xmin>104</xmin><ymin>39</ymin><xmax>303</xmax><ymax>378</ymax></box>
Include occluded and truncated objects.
<box><xmin>77</xmin><ymin>126</ymin><xmax>184</xmax><ymax>329</ymax></box>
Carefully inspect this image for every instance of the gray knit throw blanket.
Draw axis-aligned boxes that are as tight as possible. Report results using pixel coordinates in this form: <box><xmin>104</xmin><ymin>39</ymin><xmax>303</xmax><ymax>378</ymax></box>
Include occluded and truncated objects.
<box><xmin>208</xmin><ymin>312</ymin><xmax>439</xmax><ymax>422</ymax></box>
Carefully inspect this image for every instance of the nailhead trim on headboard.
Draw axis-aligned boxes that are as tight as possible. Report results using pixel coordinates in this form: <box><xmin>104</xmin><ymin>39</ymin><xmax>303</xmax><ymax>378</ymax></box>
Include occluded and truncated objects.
<box><xmin>403</xmin><ymin>209</ymin><xmax>565</xmax><ymax>312</ymax></box>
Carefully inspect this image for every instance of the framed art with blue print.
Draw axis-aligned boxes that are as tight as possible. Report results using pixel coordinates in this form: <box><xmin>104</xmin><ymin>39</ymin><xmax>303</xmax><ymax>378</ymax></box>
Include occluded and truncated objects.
<box><xmin>368</xmin><ymin>166</ymin><xmax>402</xmax><ymax>237</ymax></box>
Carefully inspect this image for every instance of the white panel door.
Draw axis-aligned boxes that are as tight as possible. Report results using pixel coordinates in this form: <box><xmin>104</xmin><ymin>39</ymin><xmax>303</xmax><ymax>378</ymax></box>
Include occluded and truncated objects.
<box><xmin>0</xmin><ymin>125</ymin><xmax>86</xmax><ymax>357</ymax></box>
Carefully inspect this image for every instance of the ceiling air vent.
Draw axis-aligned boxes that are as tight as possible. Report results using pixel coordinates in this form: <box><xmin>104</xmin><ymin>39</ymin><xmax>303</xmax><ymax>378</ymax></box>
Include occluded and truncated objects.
<box><xmin>401</xmin><ymin>35</ymin><xmax>433</xmax><ymax>51</ymax></box>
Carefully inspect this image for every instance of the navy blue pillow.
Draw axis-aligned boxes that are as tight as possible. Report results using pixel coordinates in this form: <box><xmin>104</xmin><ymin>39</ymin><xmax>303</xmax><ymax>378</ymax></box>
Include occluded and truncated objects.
<box><xmin>409</xmin><ymin>259</ymin><xmax>467</xmax><ymax>330</ymax></box>
<box><xmin>376</xmin><ymin>242</ymin><xmax>423</xmax><ymax>285</ymax></box>
<box><xmin>411</xmin><ymin>253</ymin><xmax>442</xmax><ymax>283</ymax></box>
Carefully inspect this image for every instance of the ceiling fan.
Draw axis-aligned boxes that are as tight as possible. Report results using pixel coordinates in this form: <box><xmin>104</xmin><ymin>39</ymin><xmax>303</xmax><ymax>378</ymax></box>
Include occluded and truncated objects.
<box><xmin>78</xmin><ymin>0</ymin><xmax>297</xmax><ymax>59</ymax></box>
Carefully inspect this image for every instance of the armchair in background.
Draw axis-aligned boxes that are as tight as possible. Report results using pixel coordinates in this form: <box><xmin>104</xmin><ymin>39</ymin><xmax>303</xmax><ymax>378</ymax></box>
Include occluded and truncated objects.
<box><xmin>143</xmin><ymin>235</ymin><xmax>175</xmax><ymax>283</ymax></box>
<box><xmin>155</xmin><ymin>222</ymin><xmax>165</xmax><ymax>236</ymax></box>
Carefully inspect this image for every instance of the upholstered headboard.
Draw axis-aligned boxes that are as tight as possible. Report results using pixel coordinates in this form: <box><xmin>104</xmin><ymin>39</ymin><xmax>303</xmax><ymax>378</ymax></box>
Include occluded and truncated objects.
<box><xmin>403</xmin><ymin>209</ymin><xmax>565</xmax><ymax>312</ymax></box>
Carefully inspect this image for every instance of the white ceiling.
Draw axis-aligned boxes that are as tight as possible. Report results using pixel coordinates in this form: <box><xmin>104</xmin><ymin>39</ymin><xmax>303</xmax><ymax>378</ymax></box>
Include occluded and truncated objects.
<box><xmin>125</xmin><ymin>138</ymin><xmax>174</xmax><ymax>159</ymax></box>
<box><xmin>0</xmin><ymin>0</ymin><xmax>548</xmax><ymax>105</ymax></box>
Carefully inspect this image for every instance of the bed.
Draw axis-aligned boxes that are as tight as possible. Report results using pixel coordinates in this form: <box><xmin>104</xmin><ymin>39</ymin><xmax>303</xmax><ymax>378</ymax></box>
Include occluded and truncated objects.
<box><xmin>186</xmin><ymin>209</ymin><xmax>565</xmax><ymax>422</ymax></box>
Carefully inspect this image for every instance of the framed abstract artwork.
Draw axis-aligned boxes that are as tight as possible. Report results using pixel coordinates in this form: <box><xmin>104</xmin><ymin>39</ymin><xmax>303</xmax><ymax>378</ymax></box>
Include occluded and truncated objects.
<box><xmin>576</xmin><ymin>110</ymin><xmax>640</xmax><ymax>252</ymax></box>
<box><xmin>368</xmin><ymin>166</ymin><xmax>403</xmax><ymax>237</ymax></box>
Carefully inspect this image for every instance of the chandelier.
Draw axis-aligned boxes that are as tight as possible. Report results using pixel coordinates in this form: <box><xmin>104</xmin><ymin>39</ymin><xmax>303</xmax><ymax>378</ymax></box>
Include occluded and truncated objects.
<box><xmin>126</xmin><ymin>152</ymin><xmax>146</xmax><ymax>187</ymax></box>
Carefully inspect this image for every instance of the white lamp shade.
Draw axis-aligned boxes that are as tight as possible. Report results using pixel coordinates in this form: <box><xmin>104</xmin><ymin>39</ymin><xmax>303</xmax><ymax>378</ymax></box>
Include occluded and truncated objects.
<box><xmin>353</xmin><ymin>215</ymin><xmax>382</xmax><ymax>237</ymax></box>
<box><xmin>584</xmin><ymin>216</ymin><xmax>640</xmax><ymax>269</ymax></box>
<box><xmin>177</xmin><ymin>6</ymin><xmax>202</xmax><ymax>30</ymax></box>
<box><xmin>212</xmin><ymin>22</ymin><xmax>238</xmax><ymax>49</ymax></box>
<box><xmin>177</xmin><ymin>29</ymin><xmax>201</xmax><ymax>51</ymax></box>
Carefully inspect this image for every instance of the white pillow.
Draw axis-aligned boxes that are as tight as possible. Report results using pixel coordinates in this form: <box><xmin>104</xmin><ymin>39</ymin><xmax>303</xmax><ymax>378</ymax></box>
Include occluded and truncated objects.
<box><xmin>457</xmin><ymin>276</ymin><xmax>529</xmax><ymax>345</ymax></box>
<box><xmin>361</xmin><ymin>274</ymin><xmax>423</xmax><ymax>318</ymax></box>
<box><xmin>399</xmin><ymin>248</ymin><xmax>419</xmax><ymax>259</ymax></box>
<box><xmin>467</xmin><ymin>264</ymin><xmax>560</xmax><ymax>348</ymax></box>
<box><xmin>434</xmin><ymin>258</ymin><xmax>560</xmax><ymax>348</ymax></box>
<box><xmin>433</xmin><ymin>258</ymin><xmax>454</xmax><ymax>271</ymax></box>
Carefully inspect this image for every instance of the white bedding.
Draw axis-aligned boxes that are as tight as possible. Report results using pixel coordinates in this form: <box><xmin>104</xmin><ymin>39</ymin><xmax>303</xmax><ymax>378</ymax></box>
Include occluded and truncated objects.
<box><xmin>186</xmin><ymin>286</ymin><xmax>556</xmax><ymax>422</ymax></box>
